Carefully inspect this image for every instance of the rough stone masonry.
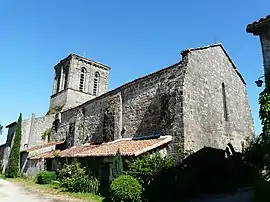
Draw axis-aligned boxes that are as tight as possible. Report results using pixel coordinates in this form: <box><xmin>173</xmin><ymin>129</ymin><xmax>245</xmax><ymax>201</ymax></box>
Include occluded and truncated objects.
<box><xmin>50</xmin><ymin>44</ymin><xmax>254</xmax><ymax>157</ymax></box>
<box><xmin>0</xmin><ymin>43</ymin><xmax>255</xmax><ymax>175</ymax></box>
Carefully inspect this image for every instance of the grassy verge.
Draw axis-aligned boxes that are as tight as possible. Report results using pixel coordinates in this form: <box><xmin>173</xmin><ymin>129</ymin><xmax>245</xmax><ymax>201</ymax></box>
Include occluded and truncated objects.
<box><xmin>3</xmin><ymin>177</ymin><xmax>104</xmax><ymax>202</ymax></box>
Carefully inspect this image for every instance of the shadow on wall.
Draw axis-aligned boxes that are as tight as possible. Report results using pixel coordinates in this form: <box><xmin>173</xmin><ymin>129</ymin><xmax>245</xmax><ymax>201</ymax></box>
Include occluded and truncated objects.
<box><xmin>134</xmin><ymin>82</ymin><xmax>179</xmax><ymax>138</ymax></box>
<box><xmin>144</xmin><ymin>146</ymin><xmax>255</xmax><ymax>202</ymax></box>
<box><xmin>21</xmin><ymin>159</ymin><xmax>39</xmax><ymax>177</ymax></box>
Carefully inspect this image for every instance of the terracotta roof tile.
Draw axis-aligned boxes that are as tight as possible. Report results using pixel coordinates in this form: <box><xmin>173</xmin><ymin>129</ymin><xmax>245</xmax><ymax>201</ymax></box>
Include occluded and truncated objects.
<box><xmin>22</xmin><ymin>141</ymin><xmax>65</xmax><ymax>152</ymax></box>
<box><xmin>61</xmin><ymin>135</ymin><xmax>172</xmax><ymax>158</ymax></box>
<box><xmin>30</xmin><ymin>150</ymin><xmax>57</xmax><ymax>160</ymax></box>
<box><xmin>247</xmin><ymin>15</ymin><xmax>270</xmax><ymax>34</ymax></box>
<box><xmin>29</xmin><ymin>136</ymin><xmax>172</xmax><ymax>159</ymax></box>
<box><xmin>60</xmin><ymin>145</ymin><xmax>99</xmax><ymax>158</ymax></box>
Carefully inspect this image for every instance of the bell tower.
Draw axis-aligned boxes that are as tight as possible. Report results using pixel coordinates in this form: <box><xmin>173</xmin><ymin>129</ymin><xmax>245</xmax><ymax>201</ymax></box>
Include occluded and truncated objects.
<box><xmin>48</xmin><ymin>53</ymin><xmax>110</xmax><ymax>114</ymax></box>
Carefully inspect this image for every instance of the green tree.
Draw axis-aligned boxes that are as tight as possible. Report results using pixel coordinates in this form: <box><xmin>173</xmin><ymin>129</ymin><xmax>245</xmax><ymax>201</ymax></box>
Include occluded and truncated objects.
<box><xmin>6</xmin><ymin>113</ymin><xmax>22</xmax><ymax>178</ymax></box>
<box><xmin>0</xmin><ymin>123</ymin><xmax>3</xmax><ymax>136</ymax></box>
<box><xmin>112</xmin><ymin>149</ymin><xmax>123</xmax><ymax>180</ymax></box>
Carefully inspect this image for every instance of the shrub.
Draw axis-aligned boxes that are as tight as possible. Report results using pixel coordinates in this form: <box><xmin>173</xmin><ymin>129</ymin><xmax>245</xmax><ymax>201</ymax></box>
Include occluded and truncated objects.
<box><xmin>6</xmin><ymin>113</ymin><xmax>22</xmax><ymax>178</ymax></box>
<box><xmin>110</xmin><ymin>175</ymin><xmax>142</xmax><ymax>202</ymax></box>
<box><xmin>126</xmin><ymin>152</ymin><xmax>174</xmax><ymax>189</ymax></box>
<box><xmin>253</xmin><ymin>176</ymin><xmax>270</xmax><ymax>202</ymax></box>
<box><xmin>58</xmin><ymin>161</ymin><xmax>100</xmax><ymax>194</ymax></box>
<box><xmin>112</xmin><ymin>149</ymin><xmax>123</xmax><ymax>180</ymax></box>
<box><xmin>36</xmin><ymin>171</ymin><xmax>57</xmax><ymax>184</ymax></box>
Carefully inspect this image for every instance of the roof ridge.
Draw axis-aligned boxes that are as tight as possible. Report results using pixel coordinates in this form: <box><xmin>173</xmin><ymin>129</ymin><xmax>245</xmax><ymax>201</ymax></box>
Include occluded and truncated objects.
<box><xmin>181</xmin><ymin>43</ymin><xmax>222</xmax><ymax>55</ymax></box>
<box><xmin>247</xmin><ymin>15</ymin><xmax>270</xmax><ymax>34</ymax></box>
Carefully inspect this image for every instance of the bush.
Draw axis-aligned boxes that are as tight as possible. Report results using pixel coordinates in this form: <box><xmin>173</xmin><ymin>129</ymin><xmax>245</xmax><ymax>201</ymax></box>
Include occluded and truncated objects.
<box><xmin>110</xmin><ymin>175</ymin><xmax>142</xmax><ymax>202</ymax></box>
<box><xmin>252</xmin><ymin>177</ymin><xmax>270</xmax><ymax>202</ymax></box>
<box><xmin>36</xmin><ymin>171</ymin><xmax>57</xmax><ymax>184</ymax></box>
<box><xmin>126</xmin><ymin>152</ymin><xmax>174</xmax><ymax>189</ymax></box>
<box><xmin>58</xmin><ymin>161</ymin><xmax>100</xmax><ymax>194</ymax></box>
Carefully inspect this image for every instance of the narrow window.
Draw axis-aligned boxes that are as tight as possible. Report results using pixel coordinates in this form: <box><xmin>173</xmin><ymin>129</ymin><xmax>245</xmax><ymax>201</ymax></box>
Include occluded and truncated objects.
<box><xmin>56</xmin><ymin>74</ymin><xmax>61</xmax><ymax>92</ymax></box>
<box><xmin>222</xmin><ymin>83</ymin><xmax>228</xmax><ymax>121</ymax></box>
<box><xmin>93</xmin><ymin>72</ymin><xmax>100</xmax><ymax>95</ymax></box>
<box><xmin>64</xmin><ymin>72</ymin><xmax>68</xmax><ymax>89</ymax></box>
<box><xmin>79</xmin><ymin>67</ymin><xmax>86</xmax><ymax>92</ymax></box>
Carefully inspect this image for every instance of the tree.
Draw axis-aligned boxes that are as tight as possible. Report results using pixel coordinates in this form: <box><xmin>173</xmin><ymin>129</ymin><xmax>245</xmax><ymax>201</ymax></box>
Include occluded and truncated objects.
<box><xmin>112</xmin><ymin>149</ymin><xmax>123</xmax><ymax>180</ymax></box>
<box><xmin>0</xmin><ymin>123</ymin><xmax>3</xmax><ymax>136</ymax></box>
<box><xmin>6</xmin><ymin>113</ymin><xmax>22</xmax><ymax>178</ymax></box>
<box><xmin>243</xmin><ymin>72</ymin><xmax>270</xmax><ymax>180</ymax></box>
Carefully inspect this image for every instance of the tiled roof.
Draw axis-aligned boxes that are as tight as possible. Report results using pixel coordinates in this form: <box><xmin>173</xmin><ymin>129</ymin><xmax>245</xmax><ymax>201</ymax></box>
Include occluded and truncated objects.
<box><xmin>6</xmin><ymin>121</ymin><xmax>17</xmax><ymax>128</ymax></box>
<box><xmin>22</xmin><ymin>141</ymin><xmax>65</xmax><ymax>152</ymax></box>
<box><xmin>60</xmin><ymin>145</ymin><xmax>99</xmax><ymax>158</ymax></box>
<box><xmin>62</xmin><ymin>135</ymin><xmax>172</xmax><ymax>158</ymax></box>
<box><xmin>30</xmin><ymin>150</ymin><xmax>57</xmax><ymax>160</ymax></box>
<box><xmin>28</xmin><ymin>136</ymin><xmax>172</xmax><ymax>159</ymax></box>
<box><xmin>246</xmin><ymin>15</ymin><xmax>270</xmax><ymax>34</ymax></box>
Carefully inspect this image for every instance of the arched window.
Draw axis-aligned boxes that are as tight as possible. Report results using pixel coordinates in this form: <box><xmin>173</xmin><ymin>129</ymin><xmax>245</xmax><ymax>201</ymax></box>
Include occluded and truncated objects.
<box><xmin>93</xmin><ymin>72</ymin><xmax>100</xmax><ymax>95</ymax></box>
<box><xmin>79</xmin><ymin>67</ymin><xmax>86</xmax><ymax>92</ymax></box>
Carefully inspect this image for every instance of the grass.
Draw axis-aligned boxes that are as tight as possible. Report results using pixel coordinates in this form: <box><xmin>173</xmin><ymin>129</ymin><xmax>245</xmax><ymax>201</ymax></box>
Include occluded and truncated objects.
<box><xmin>2</xmin><ymin>176</ymin><xmax>104</xmax><ymax>202</ymax></box>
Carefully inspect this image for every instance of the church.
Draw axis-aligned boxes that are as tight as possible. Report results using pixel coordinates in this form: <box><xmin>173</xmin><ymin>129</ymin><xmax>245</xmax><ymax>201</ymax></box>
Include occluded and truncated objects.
<box><xmin>0</xmin><ymin>43</ymin><xmax>254</xmax><ymax>183</ymax></box>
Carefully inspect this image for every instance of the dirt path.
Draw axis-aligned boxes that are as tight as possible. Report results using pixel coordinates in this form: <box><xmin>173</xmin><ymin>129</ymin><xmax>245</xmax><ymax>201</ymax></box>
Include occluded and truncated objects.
<box><xmin>0</xmin><ymin>179</ymin><xmax>84</xmax><ymax>202</ymax></box>
<box><xmin>0</xmin><ymin>178</ymin><xmax>54</xmax><ymax>202</ymax></box>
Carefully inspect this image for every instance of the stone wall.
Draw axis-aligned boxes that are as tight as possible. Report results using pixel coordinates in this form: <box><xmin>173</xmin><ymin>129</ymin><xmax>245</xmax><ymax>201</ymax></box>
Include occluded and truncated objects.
<box><xmin>0</xmin><ymin>114</ymin><xmax>54</xmax><ymax>174</ymax></box>
<box><xmin>49</xmin><ymin>89</ymin><xmax>95</xmax><ymax>113</ymax></box>
<box><xmin>22</xmin><ymin>158</ymin><xmax>44</xmax><ymax>178</ymax></box>
<box><xmin>26</xmin><ymin>114</ymin><xmax>55</xmax><ymax>147</ymax></box>
<box><xmin>53</xmin><ymin>61</ymin><xmax>186</xmax><ymax>157</ymax></box>
<box><xmin>68</xmin><ymin>56</ymin><xmax>109</xmax><ymax>96</ymax></box>
<box><xmin>49</xmin><ymin>54</ymin><xmax>110</xmax><ymax>112</ymax></box>
<box><xmin>49</xmin><ymin>90</ymin><xmax>68</xmax><ymax>111</ymax></box>
<box><xmin>21</xmin><ymin>119</ymin><xmax>31</xmax><ymax>150</ymax></box>
<box><xmin>182</xmin><ymin>45</ymin><xmax>254</xmax><ymax>153</ymax></box>
<box><xmin>52</xmin><ymin>45</ymin><xmax>254</xmax><ymax>157</ymax></box>
<box><xmin>259</xmin><ymin>27</ymin><xmax>270</xmax><ymax>77</ymax></box>
<box><xmin>0</xmin><ymin>124</ymin><xmax>16</xmax><ymax>173</ymax></box>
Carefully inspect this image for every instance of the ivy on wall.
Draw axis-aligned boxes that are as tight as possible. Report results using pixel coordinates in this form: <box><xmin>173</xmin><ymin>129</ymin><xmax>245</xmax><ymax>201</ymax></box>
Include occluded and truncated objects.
<box><xmin>6</xmin><ymin>113</ymin><xmax>22</xmax><ymax>178</ymax></box>
<box><xmin>41</xmin><ymin>128</ymin><xmax>52</xmax><ymax>141</ymax></box>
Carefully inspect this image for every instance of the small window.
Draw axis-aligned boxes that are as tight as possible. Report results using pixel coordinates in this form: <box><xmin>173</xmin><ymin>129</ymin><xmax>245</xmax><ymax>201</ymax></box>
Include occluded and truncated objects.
<box><xmin>222</xmin><ymin>83</ymin><xmax>228</xmax><ymax>121</ymax></box>
<box><xmin>93</xmin><ymin>72</ymin><xmax>100</xmax><ymax>95</ymax></box>
<box><xmin>64</xmin><ymin>72</ymin><xmax>68</xmax><ymax>89</ymax></box>
<box><xmin>79</xmin><ymin>67</ymin><xmax>86</xmax><ymax>92</ymax></box>
<box><xmin>56</xmin><ymin>74</ymin><xmax>61</xmax><ymax>92</ymax></box>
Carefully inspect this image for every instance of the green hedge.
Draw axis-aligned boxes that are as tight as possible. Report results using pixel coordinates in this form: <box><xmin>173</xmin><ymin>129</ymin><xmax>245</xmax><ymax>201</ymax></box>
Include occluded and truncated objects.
<box><xmin>110</xmin><ymin>175</ymin><xmax>142</xmax><ymax>202</ymax></box>
<box><xmin>36</xmin><ymin>171</ymin><xmax>57</xmax><ymax>184</ymax></box>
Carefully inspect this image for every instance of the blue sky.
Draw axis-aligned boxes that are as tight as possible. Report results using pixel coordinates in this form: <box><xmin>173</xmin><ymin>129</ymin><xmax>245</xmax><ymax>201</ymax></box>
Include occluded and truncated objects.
<box><xmin>0</xmin><ymin>0</ymin><xmax>268</xmax><ymax>144</ymax></box>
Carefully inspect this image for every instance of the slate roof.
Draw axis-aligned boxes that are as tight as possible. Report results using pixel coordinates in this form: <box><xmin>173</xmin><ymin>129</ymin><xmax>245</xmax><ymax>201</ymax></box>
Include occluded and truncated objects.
<box><xmin>29</xmin><ymin>136</ymin><xmax>172</xmax><ymax>159</ymax></box>
<box><xmin>246</xmin><ymin>15</ymin><xmax>270</xmax><ymax>35</ymax></box>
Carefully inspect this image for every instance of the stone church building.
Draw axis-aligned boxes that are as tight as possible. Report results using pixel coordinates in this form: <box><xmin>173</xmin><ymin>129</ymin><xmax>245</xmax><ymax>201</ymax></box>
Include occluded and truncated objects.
<box><xmin>0</xmin><ymin>43</ymin><xmax>254</xmax><ymax>181</ymax></box>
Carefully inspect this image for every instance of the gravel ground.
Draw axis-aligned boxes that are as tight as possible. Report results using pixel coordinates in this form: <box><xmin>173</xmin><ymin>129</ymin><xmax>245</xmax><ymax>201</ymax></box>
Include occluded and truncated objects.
<box><xmin>0</xmin><ymin>179</ymin><xmax>82</xmax><ymax>202</ymax></box>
